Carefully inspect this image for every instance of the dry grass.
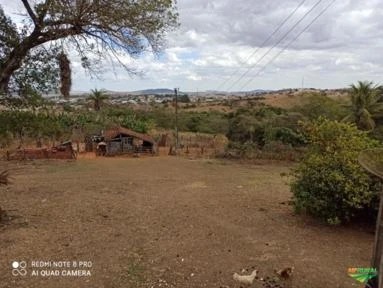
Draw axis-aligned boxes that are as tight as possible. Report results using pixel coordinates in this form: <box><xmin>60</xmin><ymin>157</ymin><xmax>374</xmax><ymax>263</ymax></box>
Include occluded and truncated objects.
<box><xmin>0</xmin><ymin>170</ymin><xmax>9</xmax><ymax>186</ymax></box>
<box><xmin>0</xmin><ymin>157</ymin><xmax>373</xmax><ymax>287</ymax></box>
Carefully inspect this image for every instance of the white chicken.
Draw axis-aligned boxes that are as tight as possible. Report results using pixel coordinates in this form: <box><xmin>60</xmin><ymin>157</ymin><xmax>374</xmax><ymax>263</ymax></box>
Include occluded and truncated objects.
<box><xmin>233</xmin><ymin>269</ymin><xmax>258</xmax><ymax>285</ymax></box>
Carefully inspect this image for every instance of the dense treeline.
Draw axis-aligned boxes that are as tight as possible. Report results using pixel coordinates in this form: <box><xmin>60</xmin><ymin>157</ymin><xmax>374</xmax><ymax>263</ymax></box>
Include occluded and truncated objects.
<box><xmin>1</xmin><ymin>82</ymin><xmax>383</xmax><ymax>152</ymax></box>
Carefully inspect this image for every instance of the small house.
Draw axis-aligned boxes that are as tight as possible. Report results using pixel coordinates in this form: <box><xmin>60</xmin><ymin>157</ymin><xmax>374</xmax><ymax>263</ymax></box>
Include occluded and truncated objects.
<box><xmin>102</xmin><ymin>127</ymin><xmax>156</xmax><ymax>156</ymax></box>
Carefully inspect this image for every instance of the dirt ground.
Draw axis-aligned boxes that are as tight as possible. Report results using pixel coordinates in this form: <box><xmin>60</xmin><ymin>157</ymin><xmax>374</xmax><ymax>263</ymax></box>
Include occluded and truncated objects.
<box><xmin>0</xmin><ymin>157</ymin><xmax>374</xmax><ymax>288</ymax></box>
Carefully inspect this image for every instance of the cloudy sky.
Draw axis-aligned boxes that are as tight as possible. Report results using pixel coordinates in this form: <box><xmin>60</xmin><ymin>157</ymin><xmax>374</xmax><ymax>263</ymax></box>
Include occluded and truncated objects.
<box><xmin>1</xmin><ymin>0</ymin><xmax>383</xmax><ymax>92</ymax></box>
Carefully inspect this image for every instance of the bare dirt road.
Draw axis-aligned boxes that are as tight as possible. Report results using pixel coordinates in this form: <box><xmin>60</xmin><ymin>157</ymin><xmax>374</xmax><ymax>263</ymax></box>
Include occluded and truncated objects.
<box><xmin>0</xmin><ymin>157</ymin><xmax>374</xmax><ymax>287</ymax></box>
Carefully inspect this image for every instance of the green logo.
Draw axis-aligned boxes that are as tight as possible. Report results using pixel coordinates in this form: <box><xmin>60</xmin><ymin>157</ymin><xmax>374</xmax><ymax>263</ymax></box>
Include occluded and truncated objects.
<box><xmin>348</xmin><ymin>267</ymin><xmax>377</xmax><ymax>283</ymax></box>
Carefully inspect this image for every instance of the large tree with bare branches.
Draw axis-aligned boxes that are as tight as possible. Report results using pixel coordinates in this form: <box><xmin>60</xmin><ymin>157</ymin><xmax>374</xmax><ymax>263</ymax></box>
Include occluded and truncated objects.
<box><xmin>0</xmin><ymin>0</ymin><xmax>178</xmax><ymax>95</ymax></box>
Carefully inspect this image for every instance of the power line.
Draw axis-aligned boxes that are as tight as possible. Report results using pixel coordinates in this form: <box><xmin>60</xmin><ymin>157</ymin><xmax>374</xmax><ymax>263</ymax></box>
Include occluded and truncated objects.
<box><xmin>226</xmin><ymin>0</ymin><xmax>325</xmax><ymax>92</ymax></box>
<box><xmin>238</xmin><ymin>0</ymin><xmax>336</xmax><ymax>91</ymax></box>
<box><xmin>216</xmin><ymin>0</ymin><xmax>307</xmax><ymax>91</ymax></box>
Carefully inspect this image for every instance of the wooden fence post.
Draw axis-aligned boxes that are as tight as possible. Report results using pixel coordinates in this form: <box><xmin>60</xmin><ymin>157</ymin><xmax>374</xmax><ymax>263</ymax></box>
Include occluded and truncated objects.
<box><xmin>359</xmin><ymin>150</ymin><xmax>383</xmax><ymax>288</ymax></box>
<box><xmin>372</xmin><ymin>194</ymin><xmax>383</xmax><ymax>287</ymax></box>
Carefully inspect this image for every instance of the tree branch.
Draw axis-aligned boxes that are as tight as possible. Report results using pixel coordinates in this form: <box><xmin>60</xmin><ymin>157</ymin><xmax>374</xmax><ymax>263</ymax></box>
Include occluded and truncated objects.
<box><xmin>37</xmin><ymin>0</ymin><xmax>53</xmax><ymax>25</ymax></box>
<box><xmin>21</xmin><ymin>0</ymin><xmax>39</xmax><ymax>27</ymax></box>
<box><xmin>37</xmin><ymin>26</ymin><xmax>82</xmax><ymax>44</ymax></box>
<box><xmin>1</xmin><ymin>0</ymin><xmax>178</xmax><ymax>93</ymax></box>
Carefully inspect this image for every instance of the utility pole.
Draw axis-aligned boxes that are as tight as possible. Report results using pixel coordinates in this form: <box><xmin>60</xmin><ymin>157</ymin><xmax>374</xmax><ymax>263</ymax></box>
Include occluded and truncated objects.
<box><xmin>174</xmin><ymin>88</ymin><xmax>179</xmax><ymax>153</ymax></box>
<box><xmin>371</xmin><ymin>196</ymin><xmax>383</xmax><ymax>288</ymax></box>
<box><xmin>378</xmin><ymin>201</ymin><xmax>382</xmax><ymax>288</ymax></box>
<box><xmin>365</xmin><ymin>195</ymin><xmax>383</xmax><ymax>288</ymax></box>
<box><xmin>359</xmin><ymin>150</ymin><xmax>383</xmax><ymax>288</ymax></box>
<box><xmin>301</xmin><ymin>76</ymin><xmax>305</xmax><ymax>90</ymax></box>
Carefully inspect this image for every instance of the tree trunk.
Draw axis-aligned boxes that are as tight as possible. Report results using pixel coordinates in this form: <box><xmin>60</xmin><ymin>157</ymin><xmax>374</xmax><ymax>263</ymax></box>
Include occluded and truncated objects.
<box><xmin>0</xmin><ymin>75</ymin><xmax>11</xmax><ymax>94</ymax></box>
<box><xmin>0</xmin><ymin>23</ymin><xmax>82</xmax><ymax>94</ymax></box>
<box><xmin>95</xmin><ymin>100</ymin><xmax>100</xmax><ymax>111</ymax></box>
<box><xmin>372</xmin><ymin>194</ymin><xmax>383</xmax><ymax>288</ymax></box>
<box><xmin>0</xmin><ymin>28</ymin><xmax>64</xmax><ymax>93</ymax></box>
<box><xmin>18</xmin><ymin>130</ymin><xmax>24</xmax><ymax>149</ymax></box>
<box><xmin>1</xmin><ymin>56</ymin><xmax>24</xmax><ymax>93</ymax></box>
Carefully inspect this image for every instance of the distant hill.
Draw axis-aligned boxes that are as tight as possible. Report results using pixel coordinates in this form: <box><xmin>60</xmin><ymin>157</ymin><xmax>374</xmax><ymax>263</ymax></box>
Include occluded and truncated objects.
<box><xmin>132</xmin><ymin>88</ymin><xmax>175</xmax><ymax>95</ymax></box>
<box><xmin>190</xmin><ymin>89</ymin><xmax>273</xmax><ymax>96</ymax></box>
<box><xmin>247</xmin><ymin>89</ymin><xmax>273</xmax><ymax>94</ymax></box>
<box><xmin>130</xmin><ymin>88</ymin><xmax>273</xmax><ymax>96</ymax></box>
<box><xmin>64</xmin><ymin>88</ymin><xmax>283</xmax><ymax>98</ymax></box>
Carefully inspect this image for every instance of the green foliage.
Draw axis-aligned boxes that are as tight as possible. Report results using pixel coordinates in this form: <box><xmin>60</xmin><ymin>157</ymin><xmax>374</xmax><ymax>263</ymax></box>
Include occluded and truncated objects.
<box><xmin>227</xmin><ymin>107</ymin><xmax>305</xmax><ymax>148</ymax></box>
<box><xmin>0</xmin><ymin>110</ymin><xmax>72</xmax><ymax>146</ymax></box>
<box><xmin>139</xmin><ymin>109</ymin><xmax>228</xmax><ymax>134</ymax></box>
<box><xmin>179</xmin><ymin>111</ymin><xmax>228</xmax><ymax>134</ymax></box>
<box><xmin>346</xmin><ymin>81</ymin><xmax>383</xmax><ymax>130</ymax></box>
<box><xmin>0</xmin><ymin>89</ymin><xmax>48</xmax><ymax>109</ymax></box>
<box><xmin>0</xmin><ymin>8</ymin><xmax>19</xmax><ymax>56</ymax></box>
<box><xmin>292</xmin><ymin>92</ymin><xmax>348</xmax><ymax>121</ymax></box>
<box><xmin>228</xmin><ymin>114</ymin><xmax>265</xmax><ymax>145</ymax></box>
<box><xmin>101</xmin><ymin>108</ymin><xmax>154</xmax><ymax>133</ymax></box>
<box><xmin>62</xmin><ymin>102</ymin><xmax>73</xmax><ymax>112</ymax></box>
<box><xmin>143</xmin><ymin>109</ymin><xmax>174</xmax><ymax>130</ymax></box>
<box><xmin>264</xmin><ymin>126</ymin><xmax>306</xmax><ymax>147</ymax></box>
<box><xmin>291</xmin><ymin>117</ymin><xmax>381</xmax><ymax>224</ymax></box>
<box><xmin>87</xmin><ymin>89</ymin><xmax>109</xmax><ymax>111</ymax></box>
<box><xmin>0</xmin><ymin>7</ymin><xmax>60</xmax><ymax>95</ymax></box>
<box><xmin>0</xmin><ymin>1</ymin><xmax>179</xmax><ymax>93</ymax></box>
<box><xmin>0</xmin><ymin>105</ymin><xmax>160</xmax><ymax>146</ymax></box>
<box><xmin>227</xmin><ymin>108</ymin><xmax>271</xmax><ymax>145</ymax></box>
<box><xmin>100</xmin><ymin>108</ymin><xmax>229</xmax><ymax>135</ymax></box>
<box><xmin>178</xmin><ymin>94</ymin><xmax>191</xmax><ymax>103</ymax></box>
<box><xmin>119</xmin><ymin>114</ymin><xmax>154</xmax><ymax>133</ymax></box>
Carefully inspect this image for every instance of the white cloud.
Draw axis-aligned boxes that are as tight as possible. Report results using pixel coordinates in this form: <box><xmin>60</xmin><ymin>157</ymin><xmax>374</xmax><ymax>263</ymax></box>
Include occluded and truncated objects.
<box><xmin>1</xmin><ymin>0</ymin><xmax>383</xmax><ymax>91</ymax></box>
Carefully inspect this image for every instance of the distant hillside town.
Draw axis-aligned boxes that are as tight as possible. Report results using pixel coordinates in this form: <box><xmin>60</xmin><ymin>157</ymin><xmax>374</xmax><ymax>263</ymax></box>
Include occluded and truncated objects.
<box><xmin>44</xmin><ymin>87</ymin><xmax>348</xmax><ymax>109</ymax></box>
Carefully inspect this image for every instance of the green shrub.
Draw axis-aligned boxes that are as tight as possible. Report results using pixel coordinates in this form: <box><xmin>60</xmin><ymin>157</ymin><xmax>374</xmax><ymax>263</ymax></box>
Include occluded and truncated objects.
<box><xmin>227</xmin><ymin>107</ymin><xmax>305</xmax><ymax>148</ymax></box>
<box><xmin>228</xmin><ymin>141</ymin><xmax>259</xmax><ymax>158</ymax></box>
<box><xmin>291</xmin><ymin>92</ymin><xmax>348</xmax><ymax>121</ymax></box>
<box><xmin>291</xmin><ymin>117</ymin><xmax>381</xmax><ymax>224</ymax></box>
<box><xmin>264</xmin><ymin>126</ymin><xmax>306</xmax><ymax>147</ymax></box>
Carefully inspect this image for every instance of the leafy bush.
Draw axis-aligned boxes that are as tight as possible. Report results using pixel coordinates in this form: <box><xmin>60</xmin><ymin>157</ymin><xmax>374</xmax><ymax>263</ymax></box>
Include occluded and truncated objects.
<box><xmin>262</xmin><ymin>141</ymin><xmax>304</xmax><ymax>161</ymax></box>
<box><xmin>227</xmin><ymin>141</ymin><xmax>259</xmax><ymax>158</ymax></box>
<box><xmin>227</xmin><ymin>114</ymin><xmax>265</xmax><ymax>145</ymax></box>
<box><xmin>178</xmin><ymin>94</ymin><xmax>191</xmax><ymax>103</ymax></box>
<box><xmin>176</xmin><ymin>111</ymin><xmax>228</xmax><ymax>134</ymax></box>
<box><xmin>292</xmin><ymin>92</ymin><xmax>348</xmax><ymax>121</ymax></box>
<box><xmin>291</xmin><ymin>117</ymin><xmax>381</xmax><ymax>224</ymax></box>
<box><xmin>226</xmin><ymin>108</ymin><xmax>277</xmax><ymax>145</ymax></box>
<box><xmin>227</xmin><ymin>107</ymin><xmax>306</xmax><ymax>150</ymax></box>
<box><xmin>264</xmin><ymin>126</ymin><xmax>306</xmax><ymax>147</ymax></box>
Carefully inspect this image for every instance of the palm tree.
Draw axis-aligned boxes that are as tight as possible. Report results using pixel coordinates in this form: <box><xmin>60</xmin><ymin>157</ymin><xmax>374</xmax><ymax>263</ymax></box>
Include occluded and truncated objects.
<box><xmin>347</xmin><ymin>81</ymin><xmax>383</xmax><ymax>130</ymax></box>
<box><xmin>87</xmin><ymin>89</ymin><xmax>108</xmax><ymax>111</ymax></box>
